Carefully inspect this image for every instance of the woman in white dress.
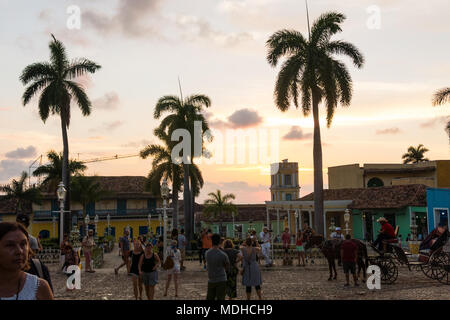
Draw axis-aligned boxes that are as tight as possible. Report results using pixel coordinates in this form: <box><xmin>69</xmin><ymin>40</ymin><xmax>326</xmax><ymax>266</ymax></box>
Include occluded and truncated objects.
<box><xmin>163</xmin><ymin>240</ymin><xmax>181</xmax><ymax>297</ymax></box>
<box><xmin>0</xmin><ymin>222</ymin><xmax>53</xmax><ymax>300</ymax></box>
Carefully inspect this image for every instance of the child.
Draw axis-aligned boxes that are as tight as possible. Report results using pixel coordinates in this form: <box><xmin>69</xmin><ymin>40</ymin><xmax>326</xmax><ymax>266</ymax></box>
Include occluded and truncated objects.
<box><xmin>296</xmin><ymin>231</ymin><xmax>306</xmax><ymax>266</ymax></box>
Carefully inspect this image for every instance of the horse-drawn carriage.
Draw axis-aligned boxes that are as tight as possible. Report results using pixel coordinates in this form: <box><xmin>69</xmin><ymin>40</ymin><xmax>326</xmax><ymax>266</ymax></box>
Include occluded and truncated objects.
<box><xmin>368</xmin><ymin>230</ymin><xmax>450</xmax><ymax>285</ymax></box>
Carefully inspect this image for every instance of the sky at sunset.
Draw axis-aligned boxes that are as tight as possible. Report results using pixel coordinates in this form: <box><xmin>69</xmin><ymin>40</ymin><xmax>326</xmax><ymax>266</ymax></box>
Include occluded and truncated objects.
<box><xmin>0</xmin><ymin>0</ymin><xmax>449</xmax><ymax>204</ymax></box>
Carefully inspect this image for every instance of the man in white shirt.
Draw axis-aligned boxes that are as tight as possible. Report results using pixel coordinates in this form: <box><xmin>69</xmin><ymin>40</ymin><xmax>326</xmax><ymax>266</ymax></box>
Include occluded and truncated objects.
<box><xmin>330</xmin><ymin>227</ymin><xmax>345</xmax><ymax>240</ymax></box>
<box><xmin>259</xmin><ymin>227</ymin><xmax>273</xmax><ymax>267</ymax></box>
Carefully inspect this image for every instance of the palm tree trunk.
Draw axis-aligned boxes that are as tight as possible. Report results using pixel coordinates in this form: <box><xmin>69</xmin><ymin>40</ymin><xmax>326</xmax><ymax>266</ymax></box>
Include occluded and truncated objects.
<box><xmin>61</xmin><ymin>109</ymin><xmax>71</xmax><ymax>240</ymax></box>
<box><xmin>190</xmin><ymin>175</ymin><xmax>195</xmax><ymax>237</ymax></box>
<box><xmin>183</xmin><ymin>163</ymin><xmax>192</xmax><ymax>249</ymax></box>
<box><xmin>312</xmin><ymin>91</ymin><xmax>325</xmax><ymax>236</ymax></box>
<box><xmin>172</xmin><ymin>180</ymin><xmax>178</xmax><ymax>229</ymax></box>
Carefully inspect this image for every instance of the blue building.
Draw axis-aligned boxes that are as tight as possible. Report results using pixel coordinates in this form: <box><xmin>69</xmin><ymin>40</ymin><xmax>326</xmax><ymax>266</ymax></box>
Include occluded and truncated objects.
<box><xmin>426</xmin><ymin>188</ymin><xmax>450</xmax><ymax>233</ymax></box>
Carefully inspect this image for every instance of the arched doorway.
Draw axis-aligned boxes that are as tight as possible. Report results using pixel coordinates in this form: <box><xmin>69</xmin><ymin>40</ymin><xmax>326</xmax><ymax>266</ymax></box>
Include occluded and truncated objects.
<box><xmin>367</xmin><ymin>177</ymin><xmax>384</xmax><ymax>188</ymax></box>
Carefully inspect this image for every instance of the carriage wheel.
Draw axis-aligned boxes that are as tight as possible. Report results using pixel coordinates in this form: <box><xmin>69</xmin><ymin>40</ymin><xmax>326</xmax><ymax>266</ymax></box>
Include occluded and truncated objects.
<box><xmin>378</xmin><ymin>259</ymin><xmax>398</xmax><ymax>284</ymax></box>
<box><xmin>421</xmin><ymin>263</ymin><xmax>436</xmax><ymax>279</ymax></box>
<box><xmin>435</xmin><ymin>253</ymin><xmax>450</xmax><ymax>285</ymax></box>
<box><xmin>422</xmin><ymin>251</ymin><xmax>447</xmax><ymax>280</ymax></box>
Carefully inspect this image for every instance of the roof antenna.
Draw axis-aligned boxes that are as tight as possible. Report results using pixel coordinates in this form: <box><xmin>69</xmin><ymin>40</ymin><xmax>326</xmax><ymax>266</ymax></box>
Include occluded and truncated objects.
<box><xmin>305</xmin><ymin>0</ymin><xmax>311</xmax><ymax>40</ymax></box>
<box><xmin>178</xmin><ymin>76</ymin><xmax>183</xmax><ymax>101</ymax></box>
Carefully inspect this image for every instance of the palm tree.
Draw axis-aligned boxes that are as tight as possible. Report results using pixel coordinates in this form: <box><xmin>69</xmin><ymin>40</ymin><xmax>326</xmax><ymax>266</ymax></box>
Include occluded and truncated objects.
<box><xmin>70</xmin><ymin>175</ymin><xmax>108</xmax><ymax>227</ymax></box>
<box><xmin>266</xmin><ymin>12</ymin><xmax>364</xmax><ymax>235</ymax></box>
<box><xmin>33</xmin><ymin>150</ymin><xmax>86</xmax><ymax>191</ymax></box>
<box><xmin>402</xmin><ymin>144</ymin><xmax>430</xmax><ymax>164</ymax></box>
<box><xmin>20</xmin><ymin>34</ymin><xmax>101</xmax><ymax>235</ymax></box>
<box><xmin>0</xmin><ymin>172</ymin><xmax>42</xmax><ymax>215</ymax></box>
<box><xmin>153</xmin><ymin>94</ymin><xmax>212</xmax><ymax>245</ymax></box>
<box><xmin>203</xmin><ymin>190</ymin><xmax>237</xmax><ymax>237</ymax></box>
<box><xmin>141</xmin><ymin>129</ymin><xmax>204</xmax><ymax>229</ymax></box>
<box><xmin>432</xmin><ymin>87</ymin><xmax>450</xmax><ymax>141</ymax></box>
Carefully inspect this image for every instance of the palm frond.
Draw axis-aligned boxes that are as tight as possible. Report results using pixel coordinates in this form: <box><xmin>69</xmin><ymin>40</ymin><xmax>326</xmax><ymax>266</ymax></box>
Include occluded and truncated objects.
<box><xmin>20</xmin><ymin>62</ymin><xmax>55</xmax><ymax>84</ymax></box>
<box><xmin>432</xmin><ymin>87</ymin><xmax>450</xmax><ymax>106</ymax></box>
<box><xmin>266</xmin><ymin>29</ymin><xmax>306</xmax><ymax>66</ymax></box>
<box><xmin>65</xmin><ymin>58</ymin><xmax>101</xmax><ymax>78</ymax></box>
<box><xmin>65</xmin><ymin>81</ymin><xmax>91</xmax><ymax>116</ymax></box>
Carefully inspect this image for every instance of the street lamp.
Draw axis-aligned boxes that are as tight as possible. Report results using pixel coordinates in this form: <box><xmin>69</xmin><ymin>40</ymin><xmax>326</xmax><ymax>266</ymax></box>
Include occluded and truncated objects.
<box><xmin>344</xmin><ymin>209</ymin><xmax>351</xmax><ymax>235</ymax></box>
<box><xmin>161</xmin><ymin>178</ymin><xmax>170</xmax><ymax>261</ymax></box>
<box><xmin>294</xmin><ymin>210</ymin><xmax>299</xmax><ymax>234</ymax></box>
<box><xmin>158</xmin><ymin>213</ymin><xmax>162</xmax><ymax>237</ymax></box>
<box><xmin>57</xmin><ymin>181</ymin><xmax>66</xmax><ymax>243</ymax></box>
<box><xmin>84</xmin><ymin>214</ymin><xmax>90</xmax><ymax>237</ymax></box>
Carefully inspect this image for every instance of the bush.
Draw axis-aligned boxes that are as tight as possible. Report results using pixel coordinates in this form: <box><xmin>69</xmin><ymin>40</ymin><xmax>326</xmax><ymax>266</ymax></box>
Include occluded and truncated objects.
<box><xmin>40</xmin><ymin>238</ymin><xmax>59</xmax><ymax>249</ymax></box>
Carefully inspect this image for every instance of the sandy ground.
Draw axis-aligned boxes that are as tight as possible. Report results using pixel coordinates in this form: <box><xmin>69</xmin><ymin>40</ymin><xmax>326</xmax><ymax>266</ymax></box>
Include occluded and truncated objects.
<box><xmin>49</xmin><ymin>246</ymin><xmax>449</xmax><ymax>300</ymax></box>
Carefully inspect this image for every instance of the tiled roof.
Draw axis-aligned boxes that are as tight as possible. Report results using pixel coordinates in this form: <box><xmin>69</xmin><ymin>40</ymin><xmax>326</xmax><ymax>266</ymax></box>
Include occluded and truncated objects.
<box><xmin>348</xmin><ymin>184</ymin><xmax>427</xmax><ymax>209</ymax></box>
<box><xmin>194</xmin><ymin>204</ymin><xmax>271</xmax><ymax>223</ymax></box>
<box><xmin>297</xmin><ymin>188</ymin><xmax>365</xmax><ymax>201</ymax></box>
<box><xmin>0</xmin><ymin>198</ymin><xmax>32</xmax><ymax>215</ymax></box>
<box><xmin>41</xmin><ymin>176</ymin><xmax>156</xmax><ymax>199</ymax></box>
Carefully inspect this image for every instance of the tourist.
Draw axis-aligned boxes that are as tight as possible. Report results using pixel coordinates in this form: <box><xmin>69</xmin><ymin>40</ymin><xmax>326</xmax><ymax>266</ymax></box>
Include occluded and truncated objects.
<box><xmin>296</xmin><ymin>230</ymin><xmax>306</xmax><ymax>266</ymax></box>
<box><xmin>16</xmin><ymin>213</ymin><xmax>41</xmax><ymax>253</ymax></box>
<box><xmin>340</xmin><ymin>234</ymin><xmax>359</xmax><ymax>287</ymax></box>
<box><xmin>241</xmin><ymin>237</ymin><xmax>263</xmax><ymax>300</ymax></box>
<box><xmin>420</xmin><ymin>223</ymin><xmax>448</xmax><ymax>251</ymax></box>
<box><xmin>156</xmin><ymin>236</ymin><xmax>164</xmax><ymax>263</ymax></box>
<box><xmin>223</xmin><ymin>239</ymin><xmax>242</xmax><ymax>300</ymax></box>
<box><xmin>0</xmin><ymin>222</ymin><xmax>53</xmax><ymax>300</ymax></box>
<box><xmin>259</xmin><ymin>227</ymin><xmax>273</xmax><ymax>267</ymax></box>
<box><xmin>27</xmin><ymin>251</ymin><xmax>54</xmax><ymax>294</ymax></box>
<box><xmin>197</xmin><ymin>232</ymin><xmax>203</xmax><ymax>266</ymax></box>
<box><xmin>115</xmin><ymin>229</ymin><xmax>131</xmax><ymax>275</ymax></box>
<box><xmin>138</xmin><ymin>242</ymin><xmax>160</xmax><ymax>300</ymax></box>
<box><xmin>129</xmin><ymin>238</ymin><xmax>144</xmax><ymax>299</ymax></box>
<box><xmin>82</xmin><ymin>229</ymin><xmax>96</xmax><ymax>273</ymax></box>
<box><xmin>205</xmin><ymin>234</ymin><xmax>230</xmax><ymax>300</ymax></box>
<box><xmin>62</xmin><ymin>244</ymin><xmax>79</xmax><ymax>291</ymax></box>
<box><xmin>373</xmin><ymin>217</ymin><xmax>396</xmax><ymax>251</ymax></box>
<box><xmin>171</xmin><ymin>228</ymin><xmax>179</xmax><ymax>242</ymax></box>
<box><xmin>201</xmin><ymin>229</ymin><xmax>212</xmax><ymax>270</ymax></box>
<box><xmin>282</xmin><ymin>228</ymin><xmax>291</xmax><ymax>260</ymax></box>
<box><xmin>164</xmin><ymin>240</ymin><xmax>181</xmax><ymax>297</ymax></box>
<box><xmin>59</xmin><ymin>234</ymin><xmax>70</xmax><ymax>271</ymax></box>
<box><xmin>330</xmin><ymin>227</ymin><xmax>345</xmax><ymax>240</ymax></box>
<box><xmin>178</xmin><ymin>229</ymin><xmax>187</xmax><ymax>271</ymax></box>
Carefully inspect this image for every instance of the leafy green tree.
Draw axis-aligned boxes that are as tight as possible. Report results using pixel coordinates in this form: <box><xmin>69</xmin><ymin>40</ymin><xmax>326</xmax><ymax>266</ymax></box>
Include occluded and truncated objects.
<box><xmin>153</xmin><ymin>94</ymin><xmax>211</xmax><ymax>245</ymax></box>
<box><xmin>70</xmin><ymin>175</ymin><xmax>108</xmax><ymax>222</ymax></box>
<box><xmin>33</xmin><ymin>150</ymin><xmax>86</xmax><ymax>191</ymax></box>
<box><xmin>0</xmin><ymin>171</ymin><xmax>42</xmax><ymax>214</ymax></box>
<box><xmin>432</xmin><ymin>87</ymin><xmax>450</xmax><ymax>141</ymax></box>
<box><xmin>402</xmin><ymin>144</ymin><xmax>430</xmax><ymax>164</ymax></box>
<box><xmin>266</xmin><ymin>12</ymin><xmax>364</xmax><ymax>235</ymax></box>
<box><xmin>20</xmin><ymin>35</ymin><xmax>100</xmax><ymax>235</ymax></box>
<box><xmin>203</xmin><ymin>190</ymin><xmax>237</xmax><ymax>236</ymax></box>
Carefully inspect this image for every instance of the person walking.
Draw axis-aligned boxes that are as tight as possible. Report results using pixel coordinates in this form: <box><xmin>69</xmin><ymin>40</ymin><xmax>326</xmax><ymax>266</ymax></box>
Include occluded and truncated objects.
<box><xmin>0</xmin><ymin>222</ymin><xmax>53</xmax><ymax>300</ymax></box>
<box><xmin>281</xmin><ymin>228</ymin><xmax>291</xmax><ymax>262</ymax></box>
<box><xmin>178</xmin><ymin>229</ymin><xmax>187</xmax><ymax>271</ymax></box>
<box><xmin>341</xmin><ymin>234</ymin><xmax>359</xmax><ymax>287</ymax></box>
<box><xmin>296</xmin><ymin>230</ymin><xmax>306</xmax><ymax>266</ymax></box>
<box><xmin>205</xmin><ymin>234</ymin><xmax>230</xmax><ymax>300</ymax></box>
<box><xmin>59</xmin><ymin>234</ymin><xmax>70</xmax><ymax>272</ymax></box>
<box><xmin>139</xmin><ymin>242</ymin><xmax>160</xmax><ymax>300</ymax></box>
<box><xmin>82</xmin><ymin>229</ymin><xmax>96</xmax><ymax>273</ymax></box>
<box><xmin>241</xmin><ymin>237</ymin><xmax>263</xmax><ymax>300</ymax></box>
<box><xmin>259</xmin><ymin>227</ymin><xmax>273</xmax><ymax>267</ymax></box>
<box><xmin>115</xmin><ymin>230</ymin><xmax>131</xmax><ymax>275</ymax></box>
<box><xmin>156</xmin><ymin>236</ymin><xmax>164</xmax><ymax>263</ymax></box>
<box><xmin>164</xmin><ymin>240</ymin><xmax>181</xmax><ymax>297</ymax></box>
<box><xmin>201</xmin><ymin>229</ymin><xmax>212</xmax><ymax>270</ymax></box>
<box><xmin>129</xmin><ymin>239</ymin><xmax>144</xmax><ymax>300</ymax></box>
<box><xmin>62</xmin><ymin>244</ymin><xmax>79</xmax><ymax>291</ymax></box>
<box><xmin>223</xmin><ymin>239</ymin><xmax>242</xmax><ymax>300</ymax></box>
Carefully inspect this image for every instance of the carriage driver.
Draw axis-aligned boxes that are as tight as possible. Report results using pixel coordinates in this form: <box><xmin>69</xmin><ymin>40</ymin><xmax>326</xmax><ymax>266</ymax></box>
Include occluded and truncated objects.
<box><xmin>373</xmin><ymin>217</ymin><xmax>396</xmax><ymax>251</ymax></box>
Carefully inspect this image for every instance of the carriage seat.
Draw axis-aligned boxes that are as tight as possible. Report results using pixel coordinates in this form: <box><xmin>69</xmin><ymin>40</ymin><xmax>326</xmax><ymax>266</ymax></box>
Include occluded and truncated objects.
<box><xmin>382</xmin><ymin>225</ymin><xmax>399</xmax><ymax>244</ymax></box>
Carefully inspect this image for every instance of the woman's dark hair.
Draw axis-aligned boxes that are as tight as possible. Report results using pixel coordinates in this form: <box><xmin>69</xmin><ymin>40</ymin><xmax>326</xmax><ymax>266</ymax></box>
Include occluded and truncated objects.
<box><xmin>211</xmin><ymin>233</ymin><xmax>221</xmax><ymax>246</ymax></box>
<box><xmin>224</xmin><ymin>239</ymin><xmax>233</xmax><ymax>249</ymax></box>
<box><xmin>245</xmin><ymin>237</ymin><xmax>252</xmax><ymax>246</ymax></box>
<box><xmin>0</xmin><ymin>222</ymin><xmax>29</xmax><ymax>241</ymax></box>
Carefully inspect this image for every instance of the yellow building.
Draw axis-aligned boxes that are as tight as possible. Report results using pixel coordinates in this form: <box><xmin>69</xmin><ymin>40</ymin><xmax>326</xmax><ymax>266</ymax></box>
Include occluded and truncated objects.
<box><xmin>0</xmin><ymin>176</ymin><xmax>167</xmax><ymax>241</ymax></box>
<box><xmin>328</xmin><ymin>160</ymin><xmax>450</xmax><ymax>189</ymax></box>
<box><xmin>270</xmin><ymin>159</ymin><xmax>300</xmax><ymax>201</ymax></box>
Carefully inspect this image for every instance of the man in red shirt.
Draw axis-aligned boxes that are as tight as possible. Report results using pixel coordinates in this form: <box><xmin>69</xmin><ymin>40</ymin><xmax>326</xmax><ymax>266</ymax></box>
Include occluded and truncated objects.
<box><xmin>340</xmin><ymin>234</ymin><xmax>359</xmax><ymax>287</ymax></box>
<box><xmin>373</xmin><ymin>217</ymin><xmax>396</xmax><ymax>251</ymax></box>
<box><xmin>281</xmin><ymin>228</ymin><xmax>291</xmax><ymax>260</ymax></box>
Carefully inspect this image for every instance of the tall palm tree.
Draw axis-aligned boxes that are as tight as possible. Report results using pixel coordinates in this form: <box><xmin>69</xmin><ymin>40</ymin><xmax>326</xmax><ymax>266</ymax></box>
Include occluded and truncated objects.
<box><xmin>402</xmin><ymin>144</ymin><xmax>429</xmax><ymax>164</ymax></box>
<box><xmin>20</xmin><ymin>34</ymin><xmax>101</xmax><ymax>235</ymax></box>
<box><xmin>140</xmin><ymin>129</ymin><xmax>204</xmax><ymax>229</ymax></box>
<box><xmin>0</xmin><ymin>172</ymin><xmax>42</xmax><ymax>214</ymax></box>
<box><xmin>153</xmin><ymin>94</ymin><xmax>212</xmax><ymax>245</ymax></box>
<box><xmin>33</xmin><ymin>150</ymin><xmax>86</xmax><ymax>191</ymax></box>
<box><xmin>266</xmin><ymin>12</ymin><xmax>364</xmax><ymax>235</ymax></box>
<box><xmin>203</xmin><ymin>190</ymin><xmax>237</xmax><ymax>237</ymax></box>
<box><xmin>71</xmin><ymin>175</ymin><xmax>108</xmax><ymax>228</ymax></box>
<box><xmin>432</xmin><ymin>87</ymin><xmax>450</xmax><ymax>141</ymax></box>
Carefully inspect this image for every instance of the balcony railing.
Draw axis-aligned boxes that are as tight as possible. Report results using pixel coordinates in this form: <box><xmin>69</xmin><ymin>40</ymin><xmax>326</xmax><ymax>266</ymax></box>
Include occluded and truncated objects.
<box><xmin>33</xmin><ymin>208</ymin><xmax>160</xmax><ymax>219</ymax></box>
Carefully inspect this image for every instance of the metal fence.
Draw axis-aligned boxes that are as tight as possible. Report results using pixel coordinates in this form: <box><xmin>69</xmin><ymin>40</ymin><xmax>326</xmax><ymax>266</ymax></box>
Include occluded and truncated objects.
<box><xmin>36</xmin><ymin>248</ymin><xmax>60</xmax><ymax>264</ymax></box>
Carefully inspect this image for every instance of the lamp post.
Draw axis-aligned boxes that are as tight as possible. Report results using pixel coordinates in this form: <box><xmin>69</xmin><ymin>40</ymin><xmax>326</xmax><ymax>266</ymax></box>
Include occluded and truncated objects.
<box><xmin>56</xmin><ymin>181</ymin><xmax>67</xmax><ymax>244</ymax></box>
<box><xmin>52</xmin><ymin>213</ymin><xmax>56</xmax><ymax>238</ymax></box>
<box><xmin>161</xmin><ymin>178</ymin><xmax>170</xmax><ymax>261</ymax></box>
<box><xmin>94</xmin><ymin>214</ymin><xmax>99</xmax><ymax>242</ymax></box>
<box><xmin>344</xmin><ymin>209</ymin><xmax>351</xmax><ymax>235</ymax></box>
<box><xmin>84</xmin><ymin>214</ymin><xmax>90</xmax><ymax>237</ymax></box>
<box><xmin>107</xmin><ymin>214</ymin><xmax>110</xmax><ymax>236</ymax></box>
<box><xmin>158</xmin><ymin>213</ymin><xmax>162</xmax><ymax>237</ymax></box>
<box><xmin>294</xmin><ymin>210</ymin><xmax>298</xmax><ymax>234</ymax></box>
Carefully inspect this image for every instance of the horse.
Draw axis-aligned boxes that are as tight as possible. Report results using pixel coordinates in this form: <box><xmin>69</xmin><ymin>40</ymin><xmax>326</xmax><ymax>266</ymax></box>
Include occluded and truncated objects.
<box><xmin>305</xmin><ymin>235</ymin><xmax>368</xmax><ymax>281</ymax></box>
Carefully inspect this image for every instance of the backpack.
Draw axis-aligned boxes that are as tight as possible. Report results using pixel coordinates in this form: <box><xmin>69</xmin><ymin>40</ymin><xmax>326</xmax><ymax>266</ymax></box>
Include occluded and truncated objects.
<box><xmin>31</xmin><ymin>259</ymin><xmax>43</xmax><ymax>279</ymax></box>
